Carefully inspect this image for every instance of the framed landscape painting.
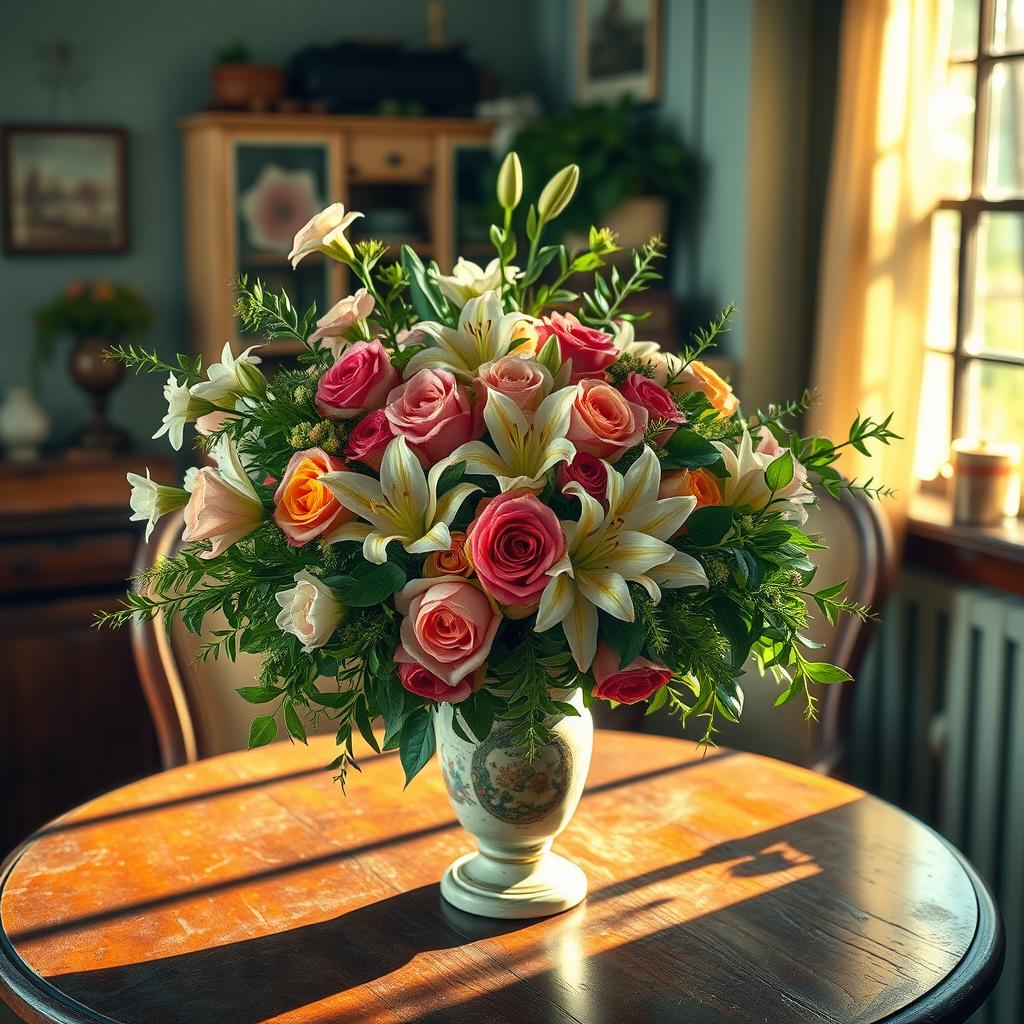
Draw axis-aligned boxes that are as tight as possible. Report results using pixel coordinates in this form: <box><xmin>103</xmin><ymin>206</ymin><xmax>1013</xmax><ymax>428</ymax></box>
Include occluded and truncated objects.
<box><xmin>576</xmin><ymin>0</ymin><xmax>661</xmax><ymax>103</ymax></box>
<box><xmin>2</xmin><ymin>125</ymin><xmax>128</xmax><ymax>254</ymax></box>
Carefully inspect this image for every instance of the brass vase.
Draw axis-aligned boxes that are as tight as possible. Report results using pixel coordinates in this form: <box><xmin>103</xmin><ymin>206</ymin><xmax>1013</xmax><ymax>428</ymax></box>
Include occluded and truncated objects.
<box><xmin>67</xmin><ymin>336</ymin><xmax>131</xmax><ymax>454</ymax></box>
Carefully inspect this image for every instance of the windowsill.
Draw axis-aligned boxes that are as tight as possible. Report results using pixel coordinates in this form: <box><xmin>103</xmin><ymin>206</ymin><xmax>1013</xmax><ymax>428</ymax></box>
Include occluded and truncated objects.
<box><xmin>906</xmin><ymin>491</ymin><xmax>1024</xmax><ymax>596</ymax></box>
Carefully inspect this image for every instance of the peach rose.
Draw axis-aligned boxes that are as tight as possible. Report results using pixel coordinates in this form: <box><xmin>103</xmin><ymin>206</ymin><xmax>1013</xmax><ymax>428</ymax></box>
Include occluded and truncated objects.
<box><xmin>568</xmin><ymin>378</ymin><xmax>649</xmax><ymax>461</ymax></box>
<box><xmin>273</xmin><ymin>447</ymin><xmax>352</xmax><ymax>547</ymax></box>
<box><xmin>395</xmin><ymin>649</ymin><xmax>485</xmax><ymax>704</ymax></box>
<box><xmin>476</xmin><ymin>356</ymin><xmax>552</xmax><ymax>416</ymax></box>
<box><xmin>672</xmin><ymin>360</ymin><xmax>739</xmax><ymax>417</ymax></box>
<box><xmin>385</xmin><ymin>368</ymin><xmax>481</xmax><ymax>465</ymax></box>
<box><xmin>308</xmin><ymin>288</ymin><xmax>375</xmax><ymax>357</ymax></box>
<box><xmin>182</xmin><ymin>467</ymin><xmax>264</xmax><ymax>560</ymax></box>
<box><xmin>396</xmin><ymin>576</ymin><xmax>501</xmax><ymax>686</ymax></box>
<box><xmin>535</xmin><ymin>311</ymin><xmax>618</xmax><ymax>383</ymax></box>
<box><xmin>343</xmin><ymin>409</ymin><xmax>395</xmax><ymax>472</ymax></box>
<box><xmin>592</xmin><ymin>643</ymin><xmax>672</xmax><ymax>704</ymax></box>
<box><xmin>424</xmin><ymin>531</ymin><xmax>473</xmax><ymax>577</ymax></box>
<box><xmin>195</xmin><ymin>410</ymin><xmax>239</xmax><ymax>437</ymax></box>
<box><xmin>659</xmin><ymin>468</ymin><xmax>722</xmax><ymax>509</ymax></box>
<box><xmin>315</xmin><ymin>339</ymin><xmax>400</xmax><ymax>420</ymax></box>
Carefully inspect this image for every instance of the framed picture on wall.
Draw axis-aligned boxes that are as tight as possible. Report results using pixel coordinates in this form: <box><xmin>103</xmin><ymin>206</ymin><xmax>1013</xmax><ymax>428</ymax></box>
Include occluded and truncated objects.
<box><xmin>576</xmin><ymin>0</ymin><xmax>661</xmax><ymax>104</ymax></box>
<box><xmin>2</xmin><ymin>125</ymin><xmax>128</xmax><ymax>254</ymax></box>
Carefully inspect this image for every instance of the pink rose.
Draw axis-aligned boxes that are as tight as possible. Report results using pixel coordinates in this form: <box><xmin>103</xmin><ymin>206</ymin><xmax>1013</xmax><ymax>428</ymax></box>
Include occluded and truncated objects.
<box><xmin>182</xmin><ymin>468</ymin><xmax>264</xmax><ymax>560</ymax></box>
<box><xmin>315</xmin><ymin>339</ymin><xmax>400</xmax><ymax>420</ymax></box>
<box><xmin>568</xmin><ymin>379</ymin><xmax>649</xmax><ymax>461</ymax></box>
<box><xmin>308</xmin><ymin>288</ymin><xmax>375</xmax><ymax>358</ymax></box>
<box><xmin>273</xmin><ymin>448</ymin><xmax>352</xmax><ymax>547</ymax></box>
<box><xmin>592</xmin><ymin>643</ymin><xmax>672</xmax><ymax>704</ymax></box>
<box><xmin>195</xmin><ymin>410</ymin><xmax>239</xmax><ymax>437</ymax></box>
<box><xmin>395</xmin><ymin>649</ymin><xmax>485</xmax><ymax>704</ymax></box>
<box><xmin>476</xmin><ymin>356</ymin><xmax>552</xmax><ymax>416</ymax></box>
<box><xmin>535</xmin><ymin>312</ymin><xmax>618</xmax><ymax>383</ymax></box>
<box><xmin>467</xmin><ymin>489</ymin><xmax>566</xmax><ymax>609</ymax></box>
<box><xmin>620</xmin><ymin>372</ymin><xmax>684</xmax><ymax>442</ymax></box>
<box><xmin>385</xmin><ymin>368</ymin><xmax>481</xmax><ymax>465</ymax></box>
<box><xmin>396</xmin><ymin>577</ymin><xmax>501</xmax><ymax>686</ymax></box>
<box><xmin>344</xmin><ymin>409</ymin><xmax>395</xmax><ymax>472</ymax></box>
<box><xmin>557</xmin><ymin>452</ymin><xmax>609</xmax><ymax>504</ymax></box>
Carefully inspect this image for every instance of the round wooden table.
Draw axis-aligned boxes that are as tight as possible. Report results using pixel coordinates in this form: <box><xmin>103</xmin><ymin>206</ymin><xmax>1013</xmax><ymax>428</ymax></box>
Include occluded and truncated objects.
<box><xmin>0</xmin><ymin>731</ymin><xmax>1002</xmax><ymax>1024</ymax></box>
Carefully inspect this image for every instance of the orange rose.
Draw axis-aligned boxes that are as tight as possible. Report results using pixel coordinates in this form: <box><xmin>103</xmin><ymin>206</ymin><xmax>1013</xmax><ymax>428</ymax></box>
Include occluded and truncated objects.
<box><xmin>92</xmin><ymin>281</ymin><xmax>115</xmax><ymax>302</ymax></box>
<box><xmin>671</xmin><ymin>360</ymin><xmax>739</xmax><ymax>417</ymax></box>
<box><xmin>273</xmin><ymin>447</ymin><xmax>353</xmax><ymax>547</ymax></box>
<box><xmin>65</xmin><ymin>280</ymin><xmax>86</xmax><ymax>300</ymax></box>
<box><xmin>424</xmin><ymin>531</ymin><xmax>473</xmax><ymax>578</ymax></box>
<box><xmin>660</xmin><ymin>469</ymin><xmax>721</xmax><ymax>536</ymax></box>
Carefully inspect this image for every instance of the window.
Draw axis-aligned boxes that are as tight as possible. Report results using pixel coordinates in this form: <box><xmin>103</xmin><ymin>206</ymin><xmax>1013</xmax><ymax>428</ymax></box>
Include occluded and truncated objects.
<box><xmin>917</xmin><ymin>0</ymin><xmax>1024</xmax><ymax>481</ymax></box>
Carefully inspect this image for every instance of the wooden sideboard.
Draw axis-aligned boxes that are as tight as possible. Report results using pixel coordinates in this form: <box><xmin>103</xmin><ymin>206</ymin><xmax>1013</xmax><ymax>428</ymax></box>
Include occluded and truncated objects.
<box><xmin>0</xmin><ymin>456</ymin><xmax>171</xmax><ymax>855</ymax></box>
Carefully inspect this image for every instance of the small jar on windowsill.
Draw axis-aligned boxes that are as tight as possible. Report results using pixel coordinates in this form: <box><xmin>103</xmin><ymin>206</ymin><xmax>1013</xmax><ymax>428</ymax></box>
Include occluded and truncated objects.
<box><xmin>950</xmin><ymin>439</ymin><xmax>1021</xmax><ymax>526</ymax></box>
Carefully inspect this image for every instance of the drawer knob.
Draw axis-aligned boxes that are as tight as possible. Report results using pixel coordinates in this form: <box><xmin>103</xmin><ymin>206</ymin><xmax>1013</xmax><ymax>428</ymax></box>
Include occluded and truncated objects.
<box><xmin>386</xmin><ymin>151</ymin><xmax>403</xmax><ymax>167</ymax></box>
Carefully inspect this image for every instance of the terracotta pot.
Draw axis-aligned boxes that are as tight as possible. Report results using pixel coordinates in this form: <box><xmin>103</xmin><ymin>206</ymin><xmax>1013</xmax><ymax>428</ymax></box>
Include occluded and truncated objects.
<box><xmin>212</xmin><ymin>64</ymin><xmax>285</xmax><ymax>111</ymax></box>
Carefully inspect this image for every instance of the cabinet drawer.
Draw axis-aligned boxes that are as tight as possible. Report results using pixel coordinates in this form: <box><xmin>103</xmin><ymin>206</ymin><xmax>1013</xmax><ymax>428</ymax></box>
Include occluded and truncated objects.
<box><xmin>349</xmin><ymin>134</ymin><xmax>433</xmax><ymax>182</ymax></box>
<box><xmin>0</xmin><ymin>530</ymin><xmax>138</xmax><ymax>597</ymax></box>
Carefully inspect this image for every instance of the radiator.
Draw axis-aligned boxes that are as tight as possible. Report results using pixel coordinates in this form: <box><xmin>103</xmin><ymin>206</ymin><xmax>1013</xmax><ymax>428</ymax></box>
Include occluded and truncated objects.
<box><xmin>851</xmin><ymin>571</ymin><xmax>1023</xmax><ymax>1023</ymax></box>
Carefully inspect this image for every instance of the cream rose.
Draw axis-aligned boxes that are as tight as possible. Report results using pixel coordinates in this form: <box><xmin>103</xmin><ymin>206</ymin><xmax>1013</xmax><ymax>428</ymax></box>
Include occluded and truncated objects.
<box><xmin>274</xmin><ymin>571</ymin><xmax>346</xmax><ymax>652</ymax></box>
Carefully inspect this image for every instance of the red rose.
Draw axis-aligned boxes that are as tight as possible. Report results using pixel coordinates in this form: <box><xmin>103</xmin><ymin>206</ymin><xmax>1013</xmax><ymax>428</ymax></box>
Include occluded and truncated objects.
<box><xmin>344</xmin><ymin>409</ymin><xmax>395</xmax><ymax>472</ymax></box>
<box><xmin>395</xmin><ymin>650</ymin><xmax>484</xmax><ymax>704</ymax></box>
<box><xmin>619</xmin><ymin>372</ymin><xmax>684</xmax><ymax>443</ymax></box>
<box><xmin>273</xmin><ymin>447</ymin><xmax>352</xmax><ymax>547</ymax></box>
<box><xmin>467</xmin><ymin>489</ymin><xmax>566</xmax><ymax>609</ymax></box>
<box><xmin>592</xmin><ymin>643</ymin><xmax>672</xmax><ymax>704</ymax></box>
<box><xmin>385</xmin><ymin>368</ymin><xmax>481</xmax><ymax>465</ymax></box>
<box><xmin>568</xmin><ymin>379</ymin><xmax>648</xmax><ymax>461</ymax></box>
<box><xmin>536</xmin><ymin>312</ymin><xmax>618</xmax><ymax>383</ymax></box>
<box><xmin>557</xmin><ymin>452</ymin><xmax>609</xmax><ymax>504</ymax></box>
<box><xmin>315</xmin><ymin>339</ymin><xmax>400</xmax><ymax>420</ymax></box>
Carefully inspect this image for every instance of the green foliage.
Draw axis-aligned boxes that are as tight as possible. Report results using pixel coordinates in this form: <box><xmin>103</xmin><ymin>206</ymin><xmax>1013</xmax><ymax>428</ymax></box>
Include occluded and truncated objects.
<box><xmin>578</xmin><ymin>236</ymin><xmax>666</xmax><ymax>328</ymax></box>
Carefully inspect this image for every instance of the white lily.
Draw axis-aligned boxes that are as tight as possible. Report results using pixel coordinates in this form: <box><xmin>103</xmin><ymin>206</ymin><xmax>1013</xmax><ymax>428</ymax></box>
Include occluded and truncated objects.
<box><xmin>713</xmin><ymin>430</ymin><xmax>813</xmax><ymax>524</ymax></box>
<box><xmin>288</xmin><ymin>203</ymin><xmax>363</xmax><ymax>268</ymax></box>
<box><xmin>403</xmin><ymin>290</ymin><xmax>537</xmax><ymax>381</ymax></box>
<box><xmin>190</xmin><ymin>343</ymin><xmax>265</xmax><ymax>406</ymax></box>
<box><xmin>535</xmin><ymin>447</ymin><xmax>708</xmax><ymax>671</ymax></box>
<box><xmin>127</xmin><ymin>469</ymin><xmax>189</xmax><ymax>542</ymax></box>
<box><xmin>153</xmin><ymin>374</ymin><xmax>208</xmax><ymax>452</ymax></box>
<box><xmin>450</xmin><ymin>386</ymin><xmax>576</xmax><ymax>493</ymax></box>
<box><xmin>430</xmin><ymin>258</ymin><xmax>520</xmax><ymax>307</ymax></box>
<box><xmin>319</xmin><ymin>435</ymin><xmax>479</xmax><ymax>564</ymax></box>
<box><xmin>612</xmin><ymin>319</ymin><xmax>665</xmax><ymax>362</ymax></box>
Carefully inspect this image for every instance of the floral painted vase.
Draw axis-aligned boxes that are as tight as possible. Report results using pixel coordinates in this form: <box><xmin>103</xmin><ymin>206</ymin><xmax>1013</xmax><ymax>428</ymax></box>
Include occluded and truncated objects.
<box><xmin>434</xmin><ymin>688</ymin><xmax>593</xmax><ymax>919</ymax></box>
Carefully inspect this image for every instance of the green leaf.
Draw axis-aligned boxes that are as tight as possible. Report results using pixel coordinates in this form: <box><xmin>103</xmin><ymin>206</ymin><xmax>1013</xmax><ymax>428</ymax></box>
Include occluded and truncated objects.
<box><xmin>714</xmin><ymin>678</ymin><xmax>744</xmax><ymax>723</ymax></box>
<box><xmin>684</xmin><ymin>505</ymin><xmax>733</xmax><ymax>547</ymax></box>
<box><xmin>308</xmin><ymin>689</ymin><xmax>352</xmax><ymax>709</ymax></box>
<box><xmin>774</xmin><ymin>677</ymin><xmax>801</xmax><ymax>707</ymax></box>
<box><xmin>435</xmin><ymin>461</ymin><xmax>466</xmax><ymax>495</ymax></box>
<box><xmin>458</xmin><ymin>689</ymin><xmax>496</xmax><ymax>743</ymax></box>
<box><xmin>802</xmin><ymin>661</ymin><xmax>853</xmax><ymax>684</ymax></box>
<box><xmin>284</xmin><ymin>701</ymin><xmax>307</xmax><ymax>744</ymax></box>
<box><xmin>330</xmin><ymin>561</ymin><xmax>406</xmax><ymax>607</ymax></box>
<box><xmin>600</xmin><ymin>611</ymin><xmax>646</xmax><ymax>669</ymax></box>
<box><xmin>248</xmin><ymin>715</ymin><xmax>278</xmax><ymax>748</ymax></box>
<box><xmin>399</xmin><ymin>708</ymin><xmax>436</xmax><ymax>787</ymax></box>
<box><xmin>378</xmin><ymin>675</ymin><xmax>409</xmax><ymax>745</ymax></box>
<box><xmin>663</xmin><ymin>429</ymin><xmax>725</xmax><ymax>471</ymax></box>
<box><xmin>708</xmin><ymin>594</ymin><xmax>751</xmax><ymax>670</ymax></box>
<box><xmin>353</xmin><ymin>697</ymin><xmax>382</xmax><ymax>753</ymax></box>
<box><xmin>400</xmin><ymin>246</ymin><xmax>448</xmax><ymax>322</ymax></box>
<box><xmin>764</xmin><ymin>451</ymin><xmax>794</xmax><ymax>492</ymax></box>
<box><xmin>236</xmin><ymin>685</ymin><xmax>281</xmax><ymax>704</ymax></box>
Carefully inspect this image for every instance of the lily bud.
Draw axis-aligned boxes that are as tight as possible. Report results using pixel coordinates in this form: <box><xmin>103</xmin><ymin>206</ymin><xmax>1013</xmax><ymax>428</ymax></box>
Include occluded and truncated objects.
<box><xmin>536</xmin><ymin>335</ymin><xmax>562</xmax><ymax>375</ymax></box>
<box><xmin>235</xmin><ymin>358</ymin><xmax>267</xmax><ymax>399</ymax></box>
<box><xmin>496</xmin><ymin>151</ymin><xmax>523</xmax><ymax>211</ymax></box>
<box><xmin>537</xmin><ymin>164</ymin><xmax>580</xmax><ymax>223</ymax></box>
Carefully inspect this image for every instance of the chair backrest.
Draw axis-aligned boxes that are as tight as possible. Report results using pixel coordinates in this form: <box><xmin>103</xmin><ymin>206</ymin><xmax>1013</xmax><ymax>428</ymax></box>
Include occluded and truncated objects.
<box><xmin>132</xmin><ymin>514</ymin><xmax>271</xmax><ymax>768</ymax></box>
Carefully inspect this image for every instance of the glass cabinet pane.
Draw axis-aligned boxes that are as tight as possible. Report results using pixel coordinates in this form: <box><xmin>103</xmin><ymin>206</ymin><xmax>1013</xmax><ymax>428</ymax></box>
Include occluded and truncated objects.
<box><xmin>234</xmin><ymin>141</ymin><xmax>330</xmax><ymax>337</ymax></box>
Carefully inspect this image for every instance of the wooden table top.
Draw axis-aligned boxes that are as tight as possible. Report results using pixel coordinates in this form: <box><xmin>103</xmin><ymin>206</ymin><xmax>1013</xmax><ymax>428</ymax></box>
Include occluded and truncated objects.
<box><xmin>0</xmin><ymin>731</ymin><xmax>1002</xmax><ymax>1024</ymax></box>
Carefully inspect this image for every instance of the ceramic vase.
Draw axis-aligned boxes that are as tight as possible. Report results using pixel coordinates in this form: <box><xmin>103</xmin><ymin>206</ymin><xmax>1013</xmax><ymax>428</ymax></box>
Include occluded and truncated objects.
<box><xmin>67</xmin><ymin>336</ymin><xmax>130</xmax><ymax>454</ymax></box>
<box><xmin>434</xmin><ymin>688</ymin><xmax>593</xmax><ymax>920</ymax></box>
<box><xmin>0</xmin><ymin>386</ymin><xmax>50</xmax><ymax>461</ymax></box>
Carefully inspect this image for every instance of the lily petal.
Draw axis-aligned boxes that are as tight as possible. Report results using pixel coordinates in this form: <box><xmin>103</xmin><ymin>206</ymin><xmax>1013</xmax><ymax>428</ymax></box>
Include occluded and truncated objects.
<box><xmin>535</xmin><ymin>570</ymin><xmax>575</xmax><ymax>633</ymax></box>
<box><xmin>625</xmin><ymin>493</ymin><xmax>698</xmax><ymax>540</ymax></box>
<box><xmin>609</xmin><ymin>530</ymin><xmax>677</xmax><ymax>577</ymax></box>
<box><xmin>435</xmin><ymin>482</ymin><xmax>480</xmax><ymax>526</ymax></box>
<box><xmin>320</xmin><ymin>471</ymin><xmax>385</xmax><ymax>528</ymax></box>
<box><xmin>364</xmin><ymin>531</ymin><xmax>403</xmax><ymax>564</ymax></box>
<box><xmin>562</xmin><ymin>592</ymin><xmax>599</xmax><ymax>671</ymax></box>
<box><xmin>380</xmin><ymin>436</ymin><xmax>428</xmax><ymax>527</ymax></box>
<box><xmin>576</xmin><ymin>570</ymin><xmax>634</xmax><ymax>622</ymax></box>
<box><xmin>651</xmin><ymin>550</ymin><xmax>710</xmax><ymax>590</ymax></box>
<box><xmin>406</xmin><ymin>521</ymin><xmax>452</xmax><ymax>556</ymax></box>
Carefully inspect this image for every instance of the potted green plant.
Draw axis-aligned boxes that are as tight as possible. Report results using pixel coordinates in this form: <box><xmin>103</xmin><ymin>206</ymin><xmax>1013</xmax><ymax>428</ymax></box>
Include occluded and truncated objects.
<box><xmin>211</xmin><ymin>40</ymin><xmax>285</xmax><ymax>111</ymax></box>
<box><xmin>504</xmin><ymin>98</ymin><xmax>701</xmax><ymax>253</ymax></box>
<box><xmin>34</xmin><ymin>281</ymin><xmax>153</xmax><ymax>452</ymax></box>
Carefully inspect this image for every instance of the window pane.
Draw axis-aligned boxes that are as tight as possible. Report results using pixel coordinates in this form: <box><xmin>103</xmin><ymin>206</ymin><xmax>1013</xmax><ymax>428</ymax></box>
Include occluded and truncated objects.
<box><xmin>926</xmin><ymin>210</ymin><xmax>960</xmax><ymax>351</ymax></box>
<box><xmin>936</xmin><ymin>64</ymin><xmax>976</xmax><ymax>197</ymax></box>
<box><xmin>992</xmin><ymin>0</ymin><xmax>1024</xmax><ymax>52</ymax></box>
<box><xmin>983</xmin><ymin>60</ymin><xmax>1024</xmax><ymax>196</ymax></box>
<box><xmin>967</xmin><ymin>212</ymin><xmax>1024</xmax><ymax>355</ymax></box>
<box><xmin>964</xmin><ymin>360</ymin><xmax>1024</xmax><ymax>445</ymax></box>
<box><xmin>914</xmin><ymin>352</ymin><xmax>955</xmax><ymax>480</ymax></box>
<box><xmin>951</xmin><ymin>0</ymin><xmax>980</xmax><ymax>57</ymax></box>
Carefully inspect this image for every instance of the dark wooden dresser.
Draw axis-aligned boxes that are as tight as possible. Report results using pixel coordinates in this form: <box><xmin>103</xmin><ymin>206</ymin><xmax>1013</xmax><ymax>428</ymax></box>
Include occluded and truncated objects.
<box><xmin>0</xmin><ymin>457</ymin><xmax>169</xmax><ymax>856</ymax></box>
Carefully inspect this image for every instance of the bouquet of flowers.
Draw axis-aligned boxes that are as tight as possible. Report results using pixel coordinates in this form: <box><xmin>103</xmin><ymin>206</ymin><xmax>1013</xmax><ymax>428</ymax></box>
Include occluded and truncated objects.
<box><xmin>102</xmin><ymin>154</ymin><xmax>896</xmax><ymax>787</ymax></box>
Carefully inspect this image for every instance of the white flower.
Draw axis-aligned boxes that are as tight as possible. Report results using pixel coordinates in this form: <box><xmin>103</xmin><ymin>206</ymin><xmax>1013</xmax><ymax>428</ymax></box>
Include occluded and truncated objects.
<box><xmin>126</xmin><ymin>469</ymin><xmax>189</xmax><ymax>542</ymax></box>
<box><xmin>275</xmin><ymin>571</ymin><xmax>346</xmax><ymax>652</ymax></box>
<box><xmin>320</xmin><ymin>435</ymin><xmax>479</xmax><ymax>564</ymax></box>
<box><xmin>430</xmin><ymin>258</ymin><xmax>520</xmax><ymax>307</ymax></box>
<box><xmin>449</xmin><ymin>385</ymin><xmax>576</xmax><ymax>493</ymax></box>
<box><xmin>403</xmin><ymin>290</ymin><xmax>537</xmax><ymax>381</ymax></box>
<box><xmin>535</xmin><ymin>447</ymin><xmax>708</xmax><ymax>671</ymax></box>
<box><xmin>153</xmin><ymin>374</ymin><xmax>206</xmax><ymax>451</ymax></box>
<box><xmin>190</xmin><ymin>343</ymin><xmax>265</xmax><ymax>406</ymax></box>
<box><xmin>713</xmin><ymin>430</ymin><xmax>814</xmax><ymax>524</ymax></box>
<box><xmin>612</xmin><ymin>319</ymin><xmax>664</xmax><ymax>362</ymax></box>
<box><xmin>288</xmin><ymin>203</ymin><xmax>363</xmax><ymax>268</ymax></box>
<box><xmin>308</xmin><ymin>288</ymin><xmax>375</xmax><ymax>356</ymax></box>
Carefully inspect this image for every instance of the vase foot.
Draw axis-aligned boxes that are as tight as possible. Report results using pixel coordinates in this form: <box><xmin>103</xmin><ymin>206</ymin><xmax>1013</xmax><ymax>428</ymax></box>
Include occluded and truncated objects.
<box><xmin>440</xmin><ymin>849</ymin><xmax>587</xmax><ymax>920</ymax></box>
